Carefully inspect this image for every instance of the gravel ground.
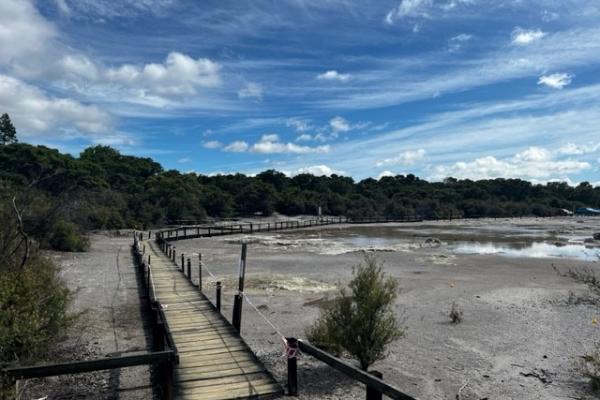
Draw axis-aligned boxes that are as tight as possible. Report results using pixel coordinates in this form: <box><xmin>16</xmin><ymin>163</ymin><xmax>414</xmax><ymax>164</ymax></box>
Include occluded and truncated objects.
<box><xmin>20</xmin><ymin>232</ymin><xmax>154</xmax><ymax>400</ymax></box>
<box><xmin>170</xmin><ymin>217</ymin><xmax>600</xmax><ymax>400</ymax></box>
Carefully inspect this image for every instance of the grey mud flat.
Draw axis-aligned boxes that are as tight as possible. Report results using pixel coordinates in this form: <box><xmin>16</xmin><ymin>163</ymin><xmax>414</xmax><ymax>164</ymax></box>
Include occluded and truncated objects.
<box><xmin>171</xmin><ymin>217</ymin><xmax>600</xmax><ymax>400</ymax></box>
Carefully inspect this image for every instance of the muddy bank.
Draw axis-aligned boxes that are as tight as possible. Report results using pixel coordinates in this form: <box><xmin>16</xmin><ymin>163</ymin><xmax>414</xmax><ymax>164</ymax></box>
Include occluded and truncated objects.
<box><xmin>171</xmin><ymin>217</ymin><xmax>600</xmax><ymax>400</ymax></box>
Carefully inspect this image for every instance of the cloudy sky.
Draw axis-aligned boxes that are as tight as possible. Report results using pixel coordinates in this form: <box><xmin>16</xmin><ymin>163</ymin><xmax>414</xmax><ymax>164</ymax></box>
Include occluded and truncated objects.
<box><xmin>1</xmin><ymin>0</ymin><xmax>599</xmax><ymax>184</ymax></box>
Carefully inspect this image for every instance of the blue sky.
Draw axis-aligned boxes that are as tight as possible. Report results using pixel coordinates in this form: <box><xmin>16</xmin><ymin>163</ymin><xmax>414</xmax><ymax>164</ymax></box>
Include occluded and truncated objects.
<box><xmin>1</xmin><ymin>0</ymin><xmax>600</xmax><ymax>184</ymax></box>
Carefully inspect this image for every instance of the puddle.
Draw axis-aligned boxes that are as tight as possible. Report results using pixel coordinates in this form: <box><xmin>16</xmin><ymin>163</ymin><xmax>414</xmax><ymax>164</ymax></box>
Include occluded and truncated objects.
<box><xmin>226</xmin><ymin>225</ymin><xmax>600</xmax><ymax>261</ymax></box>
<box><xmin>452</xmin><ymin>242</ymin><xmax>599</xmax><ymax>262</ymax></box>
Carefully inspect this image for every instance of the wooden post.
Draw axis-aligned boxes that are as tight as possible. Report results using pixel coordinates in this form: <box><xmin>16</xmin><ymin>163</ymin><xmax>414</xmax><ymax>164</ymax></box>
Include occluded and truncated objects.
<box><xmin>208</xmin><ymin>227</ymin><xmax>211</xmax><ymax>236</ymax></box>
<box><xmin>232</xmin><ymin>293</ymin><xmax>242</xmax><ymax>333</ymax></box>
<box><xmin>148</xmin><ymin>255</ymin><xmax>151</xmax><ymax>265</ymax></box>
<box><xmin>286</xmin><ymin>337</ymin><xmax>298</xmax><ymax>396</ymax></box>
<box><xmin>216</xmin><ymin>281</ymin><xmax>221</xmax><ymax>312</ymax></box>
<box><xmin>198</xmin><ymin>253</ymin><xmax>203</xmax><ymax>291</ymax></box>
<box><xmin>160</xmin><ymin>360</ymin><xmax>174</xmax><ymax>400</ymax></box>
<box><xmin>146</xmin><ymin>264</ymin><xmax>150</xmax><ymax>294</ymax></box>
<box><xmin>366</xmin><ymin>371</ymin><xmax>383</xmax><ymax>400</ymax></box>
<box><xmin>238</xmin><ymin>243</ymin><xmax>247</xmax><ymax>292</ymax></box>
<box><xmin>187</xmin><ymin>258</ymin><xmax>191</xmax><ymax>280</ymax></box>
<box><xmin>250</xmin><ymin>223</ymin><xmax>253</xmax><ymax>233</ymax></box>
<box><xmin>232</xmin><ymin>243</ymin><xmax>247</xmax><ymax>333</ymax></box>
<box><xmin>172</xmin><ymin>248</ymin><xmax>176</xmax><ymax>263</ymax></box>
<box><xmin>181</xmin><ymin>253</ymin><xmax>185</xmax><ymax>272</ymax></box>
<box><xmin>143</xmin><ymin>243</ymin><xmax>145</xmax><ymax>254</ymax></box>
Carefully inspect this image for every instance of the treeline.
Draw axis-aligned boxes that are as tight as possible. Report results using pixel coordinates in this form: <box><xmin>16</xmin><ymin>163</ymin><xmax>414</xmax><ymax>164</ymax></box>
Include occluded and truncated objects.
<box><xmin>1</xmin><ymin>143</ymin><xmax>599</xmax><ymax>248</ymax></box>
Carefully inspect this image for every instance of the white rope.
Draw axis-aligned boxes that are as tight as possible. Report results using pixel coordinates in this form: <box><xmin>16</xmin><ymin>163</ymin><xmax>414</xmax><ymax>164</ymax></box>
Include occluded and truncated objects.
<box><xmin>202</xmin><ymin>262</ymin><xmax>218</xmax><ymax>279</ymax></box>
<box><xmin>240</xmin><ymin>292</ymin><xmax>286</xmax><ymax>340</ymax></box>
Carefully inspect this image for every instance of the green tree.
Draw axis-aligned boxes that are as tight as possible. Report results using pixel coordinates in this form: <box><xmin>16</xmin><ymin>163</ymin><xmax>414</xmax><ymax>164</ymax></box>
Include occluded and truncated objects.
<box><xmin>307</xmin><ymin>255</ymin><xmax>404</xmax><ymax>370</ymax></box>
<box><xmin>0</xmin><ymin>113</ymin><xmax>17</xmax><ymax>145</ymax></box>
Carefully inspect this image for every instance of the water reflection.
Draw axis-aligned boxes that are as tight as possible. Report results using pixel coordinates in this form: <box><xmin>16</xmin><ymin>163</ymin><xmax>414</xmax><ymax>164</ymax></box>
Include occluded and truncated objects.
<box><xmin>452</xmin><ymin>242</ymin><xmax>599</xmax><ymax>261</ymax></box>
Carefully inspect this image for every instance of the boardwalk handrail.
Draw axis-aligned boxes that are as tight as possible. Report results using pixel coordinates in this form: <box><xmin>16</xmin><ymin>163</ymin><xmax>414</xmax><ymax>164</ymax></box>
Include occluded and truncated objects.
<box><xmin>296</xmin><ymin>340</ymin><xmax>418</xmax><ymax>400</ymax></box>
<box><xmin>154</xmin><ymin>215</ymin><xmax>424</xmax><ymax>244</ymax></box>
<box><xmin>2</xmin><ymin>350</ymin><xmax>176</xmax><ymax>380</ymax></box>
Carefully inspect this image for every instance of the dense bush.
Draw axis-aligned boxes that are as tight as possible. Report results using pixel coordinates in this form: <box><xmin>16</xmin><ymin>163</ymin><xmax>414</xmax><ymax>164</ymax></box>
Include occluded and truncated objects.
<box><xmin>306</xmin><ymin>255</ymin><xmax>404</xmax><ymax>370</ymax></box>
<box><xmin>49</xmin><ymin>221</ymin><xmax>90</xmax><ymax>252</ymax></box>
<box><xmin>0</xmin><ymin>193</ymin><xmax>73</xmax><ymax>398</ymax></box>
<box><xmin>0</xmin><ymin>255</ymin><xmax>72</xmax><ymax>362</ymax></box>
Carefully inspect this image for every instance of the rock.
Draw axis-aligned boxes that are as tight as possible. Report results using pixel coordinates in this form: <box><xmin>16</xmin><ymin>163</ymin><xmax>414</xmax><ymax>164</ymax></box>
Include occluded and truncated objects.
<box><xmin>594</xmin><ymin>233</ymin><xmax>600</xmax><ymax>240</ymax></box>
<box><xmin>421</xmin><ymin>237</ymin><xmax>442</xmax><ymax>248</ymax></box>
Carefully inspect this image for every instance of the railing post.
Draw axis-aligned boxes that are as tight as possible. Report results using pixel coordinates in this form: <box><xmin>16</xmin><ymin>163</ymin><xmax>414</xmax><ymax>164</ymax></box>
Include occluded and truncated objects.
<box><xmin>233</xmin><ymin>241</ymin><xmax>247</xmax><ymax>333</ymax></box>
<box><xmin>286</xmin><ymin>337</ymin><xmax>298</xmax><ymax>396</ymax></box>
<box><xmin>172</xmin><ymin>248</ymin><xmax>176</xmax><ymax>263</ymax></box>
<box><xmin>366</xmin><ymin>371</ymin><xmax>383</xmax><ymax>400</ymax></box>
<box><xmin>232</xmin><ymin>294</ymin><xmax>242</xmax><ymax>333</ymax></box>
<box><xmin>198</xmin><ymin>253</ymin><xmax>203</xmax><ymax>290</ymax></box>
<box><xmin>187</xmin><ymin>258</ymin><xmax>191</xmax><ymax>280</ymax></box>
<box><xmin>148</xmin><ymin>254</ymin><xmax>151</xmax><ymax>265</ymax></box>
<box><xmin>160</xmin><ymin>359</ymin><xmax>174</xmax><ymax>400</ymax></box>
<box><xmin>181</xmin><ymin>253</ymin><xmax>185</xmax><ymax>272</ymax></box>
<box><xmin>216</xmin><ymin>281</ymin><xmax>221</xmax><ymax>312</ymax></box>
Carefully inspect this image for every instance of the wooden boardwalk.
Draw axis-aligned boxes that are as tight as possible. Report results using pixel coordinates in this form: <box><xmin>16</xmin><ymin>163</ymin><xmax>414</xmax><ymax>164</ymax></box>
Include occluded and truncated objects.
<box><xmin>145</xmin><ymin>240</ymin><xmax>283</xmax><ymax>400</ymax></box>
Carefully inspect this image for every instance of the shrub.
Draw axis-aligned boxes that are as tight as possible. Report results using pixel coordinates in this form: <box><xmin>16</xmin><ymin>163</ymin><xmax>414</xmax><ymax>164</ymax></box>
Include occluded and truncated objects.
<box><xmin>448</xmin><ymin>301</ymin><xmax>463</xmax><ymax>324</ymax></box>
<box><xmin>582</xmin><ymin>348</ymin><xmax>600</xmax><ymax>391</ymax></box>
<box><xmin>0</xmin><ymin>255</ymin><xmax>72</xmax><ymax>363</ymax></box>
<box><xmin>306</xmin><ymin>254</ymin><xmax>404</xmax><ymax>370</ymax></box>
<box><xmin>49</xmin><ymin>221</ymin><xmax>90</xmax><ymax>252</ymax></box>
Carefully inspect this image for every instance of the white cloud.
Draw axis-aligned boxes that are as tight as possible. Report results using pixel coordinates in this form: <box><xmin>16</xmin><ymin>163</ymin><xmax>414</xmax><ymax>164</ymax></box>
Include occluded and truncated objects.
<box><xmin>203</xmin><ymin>140</ymin><xmax>223</xmax><ymax>149</ymax></box>
<box><xmin>385</xmin><ymin>0</ymin><xmax>431</xmax><ymax>23</ymax></box>
<box><xmin>448</xmin><ymin>33</ymin><xmax>473</xmax><ymax>52</ymax></box>
<box><xmin>541</xmin><ymin>10</ymin><xmax>559</xmax><ymax>22</ymax></box>
<box><xmin>286</xmin><ymin>117</ymin><xmax>312</xmax><ymax>132</ymax></box>
<box><xmin>0</xmin><ymin>74</ymin><xmax>112</xmax><ymax>137</ymax></box>
<box><xmin>377</xmin><ymin>170</ymin><xmax>396</xmax><ymax>179</ymax></box>
<box><xmin>250</xmin><ymin>134</ymin><xmax>330</xmax><ymax>154</ymax></box>
<box><xmin>260</xmin><ymin>133</ymin><xmax>280</xmax><ymax>142</ymax></box>
<box><xmin>296</xmin><ymin>134</ymin><xmax>313</xmax><ymax>141</ymax></box>
<box><xmin>511</xmin><ymin>28</ymin><xmax>546</xmax><ymax>45</ymax></box>
<box><xmin>105</xmin><ymin>52</ymin><xmax>221</xmax><ymax>96</ymax></box>
<box><xmin>429</xmin><ymin>146</ymin><xmax>591</xmax><ymax>181</ymax></box>
<box><xmin>537</xmin><ymin>73</ymin><xmax>573</xmax><ymax>89</ymax></box>
<box><xmin>178</xmin><ymin>157</ymin><xmax>192</xmax><ymax>163</ymax></box>
<box><xmin>0</xmin><ymin>0</ymin><xmax>57</xmax><ymax>76</ymax></box>
<box><xmin>293</xmin><ymin>165</ymin><xmax>344</xmax><ymax>176</ymax></box>
<box><xmin>376</xmin><ymin>149</ymin><xmax>426</xmax><ymax>166</ymax></box>
<box><xmin>57</xmin><ymin>54</ymin><xmax>99</xmax><ymax>81</ymax></box>
<box><xmin>224</xmin><ymin>141</ymin><xmax>249</xmax><ymax>152</ymax></box>
<box><xmin>238</xmin><ymin>82</ymin><xmax>263</xmax><ymax>100</ymax></box>
<box><xmin>93</xmin><ymin>135</ymin><xmax>135</xmax><ymax>146</ymax></box>
<box><xmin>317</xmin><ymin>70</ymin><xmax>351</xmax><ymax>82</ymax></box>
<box><xmin>329</xmin><ymin>116</ymin><xmax>351</xmax><ymax>133</ymax></box>
<box><xmin>558</xmin><ymin>142</ymin><xmax>600</xmax><ymax>155</ymax></box>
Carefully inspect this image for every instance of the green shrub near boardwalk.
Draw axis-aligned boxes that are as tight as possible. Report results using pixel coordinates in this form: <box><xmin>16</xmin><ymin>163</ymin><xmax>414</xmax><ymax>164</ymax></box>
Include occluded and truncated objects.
<box><xmin>0</xmin><ymin>255</ymin><xmax>72</xmax><ymax>362</ymax></box>
<box><xmin>306</xmin><ymin>255</ymin><xmax>404</xmax><ymax>371</ymax></box>
<box><xmin>49</xmin><ymin>221</ymin><xmax>90</xmax><ymax>252</ymax></box>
